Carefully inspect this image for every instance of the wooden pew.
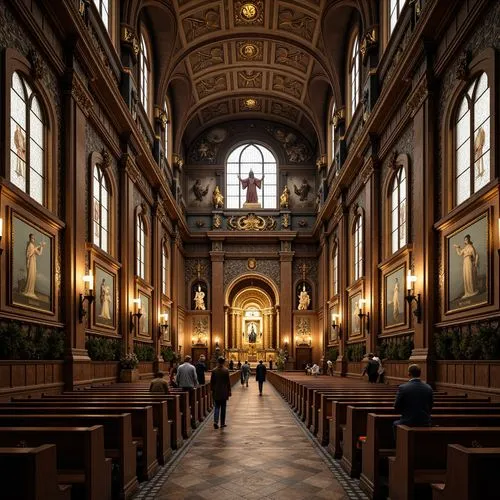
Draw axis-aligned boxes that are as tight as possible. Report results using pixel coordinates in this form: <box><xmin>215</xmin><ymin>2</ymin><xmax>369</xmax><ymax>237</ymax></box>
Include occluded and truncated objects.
<box><xmin>0</xmin><ymin>413</ymin><xmax>138</xmax><ymax>499</ymax></box>
<box><xmin>431</xmin><ymin>444</ymin><xmax>500</xmax><ymax>500</ymax></box>
<box><xmin>0</xmin><ymin>445</ymin><xmax>72</xmax><ymax>500</ymax></box>
<box><xmin>0</xmin><ymin>426</ymin><xmax>112</xmax><ymax>500</ymax></box>
<box><xmin>0</xmin><ymin>403</ymin><xmax>158</xmax><ymax>480</ymax></box>
<box><xmin>36</xmin><ymin>394</ymin><xmax>179</xmax><ymax>454</ymax></box>
<box><xmin>388</xmin><ymin>426</ymin><xmax>500</xmax><ymax>500</ymax></box>
<box><xmin>342</xmin><ymin>405</ymin><xmax>500</xmax><ymax>478</ymax></box>
<box><xmin>360</xmin><ymin>412</ymin><xmax>500</xmax><ymax>500</ymax></box>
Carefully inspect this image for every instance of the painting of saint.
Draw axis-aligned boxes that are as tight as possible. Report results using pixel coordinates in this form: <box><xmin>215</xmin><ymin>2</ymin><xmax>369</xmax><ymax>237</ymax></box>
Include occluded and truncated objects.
<box><xmin>349</xmin><ymin>293</ymin><xmax>361</xmax><ymax>337</ymax></box>
<box><xmin>12</xmin><ymin>216</ymin><xmax>52</xmax><ymax>313</ymax></box>
<box><xmin>447</xmin><ymin>214</ymin><xmax>488</xmax><ymax>312</ymax></box>
<box><xmin>139</xmin><ymin>292</ymin><xmax>151</xmax><ymax>337</ymax></box>
<box><xmin>384</xmin><ymin>266</ymin><xmax>405</xmax><ymax>328</ymax></box>
<box><xmin>94</xmin><ymin>266</ymin><xmax>115</xmax><ymax>329</ymax></box>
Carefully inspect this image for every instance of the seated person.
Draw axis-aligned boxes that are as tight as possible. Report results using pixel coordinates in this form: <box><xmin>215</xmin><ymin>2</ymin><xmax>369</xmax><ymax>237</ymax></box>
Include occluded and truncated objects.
<box><xmin>393</xmin><ymin>364</ymin><xmax>433</xmax><ymax>434</ymax></box>
<box><xmin>311</xmin><ymin>363</ymin><xmax>320</xmax><ymax>377</ymax></box>
<box><xmin>150</xmin><ymin>371</ymin><xmax>170</xmax><ymax>394</ymax></box>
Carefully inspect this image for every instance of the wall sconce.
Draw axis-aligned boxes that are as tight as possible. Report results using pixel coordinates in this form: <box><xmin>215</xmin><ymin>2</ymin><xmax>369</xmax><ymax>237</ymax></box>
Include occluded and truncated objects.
<box><xmin>79</xmin><ymin>273</ymin><xmax>94</xmax><ymax>322</ymax></box>
<box><xmin>159</xmin><ymin>312</ymin><xmax>169</xmax><ymax>335</ymax></box>
<box><xmin>358</xmin><ymin>298</ymin><xmax>370</xmax><ymax>333</ymax></box>
<box><xmin>405</xmin><ymin>273</ymin><xmax>422</xmax><ymax>322</ymax></box>
<box><xmin>331</xmin><ymin>313</ymin><xmax>342</xmax><ymax>340</ymax></box>
<box><xmin>130</xmin><ymin>298</ymin><xmax>142</xmax><ymax>331</ymax></box>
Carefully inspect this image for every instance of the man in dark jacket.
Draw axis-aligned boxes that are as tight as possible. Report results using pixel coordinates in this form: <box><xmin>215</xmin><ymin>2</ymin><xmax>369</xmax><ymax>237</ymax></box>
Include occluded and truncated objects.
<box><xmin>210</xmin><ymin>356</ymin><xmax>231</xmax><ymax>429</ymax></box>
<box><xmin>362</xmin><ymin>353</ymin><xmax>379</xmax><ymax>383</ymax></box>
<box><xmin>195</xmin><ymin>355</ymin><xmax>207</xmax><ymax>385</ymax></box>
<box><xmin>255</xmin><ymin>359</ymin><xmax>267</xmax><ymax>396</ymax></box>
<box><xmin>393</xmin><ymin>364</ymin><xmax>433</xmax><ymax>437</ymax></box>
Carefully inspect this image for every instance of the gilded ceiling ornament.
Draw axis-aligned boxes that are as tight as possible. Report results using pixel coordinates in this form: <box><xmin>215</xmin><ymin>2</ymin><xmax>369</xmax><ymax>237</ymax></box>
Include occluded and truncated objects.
<box><xmin>237</xmin><ymin>70</ymin><xmax>262</xmax><ymax>88</ymax></box>
<box><xmin>237</xmin><ymin>41</ymin><xmax>263</xmax><ymax>61</ymax></box>
<box><xmin>235</xmin><ymin>1</ymin><xmax>264</xmax><ymax>25</ymax></box>
<box><xmin>227</xmin><ymin>213</ymin><xmax>276</xmax><ymax>231</ymax></box>
<box><xmin>241</xmin><ymin>3</ymin><xmax>257</xmax><ymax>19</ymax></box>
<box><xmin>247</xmin><ymin>258</ymin><xmax>257</xmax><ymax>270</ymax></box>
<box><xmin>240</xmin><ymin>98</ymin><xmax>261</xmax><ymax>111</ymax></box>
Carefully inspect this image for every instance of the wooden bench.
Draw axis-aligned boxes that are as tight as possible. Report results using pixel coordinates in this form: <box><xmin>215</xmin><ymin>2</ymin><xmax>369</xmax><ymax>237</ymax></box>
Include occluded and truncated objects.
<box><xmin>36</xmin><ymin>394</ymin><xmax>178</xmax><ymax>455</ymax></box>
<box><xmin>388</xmin><ymin>426</ymin><xmax>500</xmax><ymax>500</ymax></box>
<box><xmin>431</xmin><ymin>444</ymin><xmax>500</xmax><ymax>500</ymax></box>
<box><xmin>0</xmin><ymin>445</ymin><xmax>72</xmax><ymax>500</ymax></box>
<box><xmin>0</xmin><ymin>413</ymin><xmax>138</xmax><ymax>499</ymax></box>
<box><xmin>0</xmin><ymin>426</ymin><xmax>112</xmax><ymax>500</ymax></box>
<box><xmin>0</xmin><ymin>403</ymin><xmax>158</xmax><ymax>480</ymax></box>
<box><xmin>342</xmin><ymin>405</ymin><xmax>500</xmax><ymax>478</ymax></box>
<box><xmin>360</xmin><ymin>412</ymin><xmax>500</xmax><ymax>499</ymax></box>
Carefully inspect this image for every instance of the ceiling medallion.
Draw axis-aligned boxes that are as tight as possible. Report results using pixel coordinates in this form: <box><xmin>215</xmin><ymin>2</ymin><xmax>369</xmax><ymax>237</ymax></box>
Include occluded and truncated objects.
<box><xmin>245</xmin><ymin>98</ymin><xmax>257</xmax><ymax>108</ymax></box>
<box><xmin>240</xmin><ymin>3</ymin><xmax>257</xmax><ymax>20</ymax></box>
<box><xmin>239</xmin><ymin>43</ymin><xmax>259</xmax><ymax>60</ymax></box>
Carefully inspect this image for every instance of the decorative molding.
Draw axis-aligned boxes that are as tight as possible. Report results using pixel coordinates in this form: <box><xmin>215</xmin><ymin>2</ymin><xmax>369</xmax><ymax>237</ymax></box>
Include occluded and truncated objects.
<box><xmin>281</xmin><ymin>213</ymin><xmax>290</xmax><ymax>229</ymax></box>
<box><xmin>28</xmin><ymin>49</ymin><xmax>44</xmax><ymax>81</ymax></box>
<box><xmin>120</xmin><ymin>25</ymin><xmax>140</xmax><ymax>56</ymax></box>
<box><xmin>212</xmin><ymin>213</ymin><xmax>223</xmax><ymax>229</ymax></box>
<box><xmin>455</xmin><ymin>49</ymin><xmax>472</xmax><ymax>81</ymax></box>
<box><xmin>71</xmin><ymin>76</ymin><xmax>93</xmax><ymax>116</ymax></box>
<box><xmin>100</xmin><ymin>149</ymin><xmax>111</xmax><ymax>170</ymax></box>
<box><xmin>227</xmin><ymin>213</ymin><xmax>276</xmax><ymax>231</ymax></box>
<box><xmin>155</xmin><ymin>106</ymin><xmax>168</xmax><ymax>129</ymax></box>
<box><xmin>332</xmin><ymin>107</ymin><xmax>345</xmax><ymax>129</ymax></box>
<box><xmin>407</xmin><ymin>75</ymin><xmax>429</xmax><ymax>116</ymax></box>
<box><xmin>360</xmin><ymin>27</ymin><xmax>378</xmax><ymax>58</ymax></box>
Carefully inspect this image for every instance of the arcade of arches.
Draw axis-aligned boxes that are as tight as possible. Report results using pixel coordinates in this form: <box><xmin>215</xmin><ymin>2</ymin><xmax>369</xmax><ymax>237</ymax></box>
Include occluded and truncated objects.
<box><xmin>0</xmin><ymin>0</ymin><xmax>499</xmax><ymax>497</ymax></box>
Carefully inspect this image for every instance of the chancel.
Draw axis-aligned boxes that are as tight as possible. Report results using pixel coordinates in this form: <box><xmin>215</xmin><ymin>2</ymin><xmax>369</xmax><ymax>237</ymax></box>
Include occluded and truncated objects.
<box><xmin>0</xmin><ymin>0</ymin><xmax>499</xmax><ymax>499</ymax></box>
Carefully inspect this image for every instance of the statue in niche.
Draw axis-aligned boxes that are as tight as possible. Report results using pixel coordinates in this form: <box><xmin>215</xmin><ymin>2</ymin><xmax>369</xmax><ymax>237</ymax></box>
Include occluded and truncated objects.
<box><xmin>297</xmin><ymin>284</ymin><xmax>311</xmax><ymax>310</ymax></box>
<box><xmin>192</xmin><ymin>179</ymin><xmax>209</xmax><ymax>202</ymax></box>
<box><xmin>212</xmin><ymin>185</ymin><xmax>224</xmax><ymax>208</ymax></box>
<box><xmin>280</xmin><ymin>185</ymin><xmax>290</xmax><ymax>209</ymax></box>
<box><xmin>294</xmin><ymin>179</ymin><xmax>311</xmax><ymax>201</ymax></box>
<box><xmin>194</xmin><ymin>285</ymin><xmax>206</xmax><ymax>310</ymax></box>
<box><xmin>238</xmin><ymin>170</ymin><xmax>264</xmax><ymax>204</ymax></box>
<box><xmin>248</xmin><ymin>323</ymin><xmax>257</xmax><ymax>343</ymax></box>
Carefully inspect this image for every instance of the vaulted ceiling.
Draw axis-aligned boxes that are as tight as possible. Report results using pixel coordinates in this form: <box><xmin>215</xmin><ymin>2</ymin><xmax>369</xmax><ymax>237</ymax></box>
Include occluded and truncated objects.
<box><xmin>162</xmin><ymin>0</ymin><xmax>338</xmax><ymax>156</ymax></box>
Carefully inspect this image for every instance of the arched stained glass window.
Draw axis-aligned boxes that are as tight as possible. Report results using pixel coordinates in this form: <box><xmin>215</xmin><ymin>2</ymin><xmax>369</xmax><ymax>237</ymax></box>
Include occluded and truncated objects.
<box><xmin>391</xmin><ymin>167</ymin><xmax>407</xmax><ymax>253</ymax></box>
<box><xmin>350</xmin><ymin>37</ymin><xmax>360</xmax><ymax>114</ymax></box>
<box><xmin>93</xmin><ymin>0</ymin><xmax>110</xmax><ymax>31</ymax></box>
<box><xmin>353</xmin><ymin>214</ymin><xmax>363</xmax><ymax>281</ymax></box>
<box><xmin>455</xmin><ymin>72</ymin><xmax>490</xmax><ymax>206</ymax></box>
<box><xmin>226</xmin><ymin>143</ymin><xmax>277</xmax><ymax>209</ymax></box>
<box><xmin>136</xmin><ymin>214</ymin><xmax>146</xmax><ymax>279</ymax></box>
<box><xmin>140</xmin><ymin>33</ymin><xmax>150</xmax><ymax>112</ymax></box>
<box><xmin>92</xmin><ymin>164</ymin><xmax>110</xmax><ymax>252</ymax></box>
<box><xmin>10</xmin><ymin>71</ymin><xmax>46</xmax><ymax>205</ymax></box>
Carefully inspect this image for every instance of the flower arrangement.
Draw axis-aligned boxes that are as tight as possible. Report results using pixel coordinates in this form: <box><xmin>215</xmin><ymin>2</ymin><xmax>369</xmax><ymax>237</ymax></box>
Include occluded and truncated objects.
<box><xmin>120</xmin><ymin>352</ymin><xmax>139</xmax><ymax>370</ymax></box>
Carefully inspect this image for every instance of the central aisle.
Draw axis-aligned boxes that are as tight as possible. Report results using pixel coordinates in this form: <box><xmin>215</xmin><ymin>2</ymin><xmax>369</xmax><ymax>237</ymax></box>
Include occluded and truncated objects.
<box><xmin>151</xmin><ymin>377</ymin><xmax>350</xmax><ymax>499</ymax></box>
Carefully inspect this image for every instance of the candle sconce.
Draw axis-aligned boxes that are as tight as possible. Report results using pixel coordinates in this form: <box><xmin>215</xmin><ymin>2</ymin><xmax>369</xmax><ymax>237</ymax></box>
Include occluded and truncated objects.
<box><xmin>159</xmin><ymin>312</ymin><xmax>169</xmax><ymax>337</ymax></box>
<box><xmin>405</xmin><ymin>274</ymin><xmax>422</xmax><ymax>322</ymax></box>
<box><xmin>79</xmin><ymin>273</ymin><xmax>94</xmax><ymax>323</ymax></box>
<box><xmin>130</xmin><ymin>298</ymin><xmax>142</xmax><ymax>331</ymax></box>
<box><xmin>358</xmin><ymin>299</ymin><xmax>370</xmax><ymax>333</ymax></box>
<box><xmin>331</xmin><ymin>313</ymin><xmax>342</xmax><ymax>340</ymax></box>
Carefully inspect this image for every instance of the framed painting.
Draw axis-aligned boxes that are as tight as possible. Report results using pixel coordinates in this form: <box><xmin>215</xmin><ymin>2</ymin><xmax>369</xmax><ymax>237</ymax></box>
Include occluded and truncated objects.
<box><xmin>11</xmin><ymin>214</ymin><xmax>53</xmax><ymax>313</ymax></box>
<box><xmin>93</xmin><ymin>264</ymin><xmax>116</xmax><ymax>329</ymax></box>
<box><xmin>348</xmin><ymin>292</ymin><xmax>362</xmax><ymax>338</ymax></box>
<box><xmin>384</xmin><ymin>264</ymin><xmax>406</xmax><ymax>329</ymax></box>
<box><xmin>138</xmin><ymin>291</ymin><xmax>151</xmax><ymax>337</ymax></box>
<box><xmin>329</xmin><ymin>302</ymin><xmax>339</xmax><ymax>343</ymax></box>
<box><xmin>446</xmin><ymin>213</ymin><xmax>489</xmax><ymax>313</ymax></box>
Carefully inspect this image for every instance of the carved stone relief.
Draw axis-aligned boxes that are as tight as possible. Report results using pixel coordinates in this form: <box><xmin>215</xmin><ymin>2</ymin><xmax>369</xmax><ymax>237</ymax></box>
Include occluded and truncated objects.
<box><xmin>189</xmin><ymin>45</ymin><xmax>224</xmax><ymax>74</ymax></box>
<box><xmin>182</xmin><ymin>8</ymin><xmax>221</xmax><ymax>42</ymax></box>
<box><xmin>234</xmin><ymin>1</ymin><xmax>264</xmax><ymax>26</ymax></box>
<box><xmin>224</xmin><ymin>259</ymin><xmax>280</xmax><ymax>288</ymax></box>
<box><xmin>272</xmin><ymin>74</ymin><xmax>303</xmax><ymax>99</ymax></box>
<box><xmin>236</xmin><ymin>40</ymin><xmax>264</xmax><ymax>62</ymax></box>
<box><xmin>277</xmin><ymin>8</ymin><xmax>316</xmax><ymax>42</ymax></box>
<box><xmin>274</xmin><ymin>44</ymin><xmax>310</xmax><ymax>72</ymax></box>
<box><xmin>271</xmin><ymin>101</ymin><xmax>300</xmax><ymax>122</ymax></box>
<box><xmin>237</xmin><ymin>70</ymin><xmax>263</xmax><ymax>89</ymax></box>
<box><xmin>239</xmin><ymin>97</ymin><xmax>262</xmax><ymax>111</ymax></box>
<box><xmin>196</xmin><ymin>75</ymin><xmax>227</xmax><ymax>98</ymax></box>
<box><xmin>265</xmin><ymin>125</ymin><xmax>312</xmax><ymax>163</ymax></box>
<box><xmin>188</xmin><ymin>176</ymin><xmax>216</xmax><ymax>207</ymax></box>
<box><xmin>200</xmin><ymin>102</ymin><xmax>230</xmax><ymax>122</ymax></box>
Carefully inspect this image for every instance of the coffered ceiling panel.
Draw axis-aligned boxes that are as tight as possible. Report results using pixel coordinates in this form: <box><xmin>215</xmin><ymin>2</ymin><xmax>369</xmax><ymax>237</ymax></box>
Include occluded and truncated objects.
<box><xmin>168</xmin><ymin>0</ymin><xmax>335</xmax><ymax>153</ymax></box>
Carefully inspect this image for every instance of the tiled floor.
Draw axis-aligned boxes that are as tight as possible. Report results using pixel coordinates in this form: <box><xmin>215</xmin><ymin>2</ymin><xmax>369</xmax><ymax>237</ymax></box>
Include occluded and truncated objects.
<box><xmin>138</xmin><ymin>378</ymin><xmax>357</xmax><ymax>500</ymax></box>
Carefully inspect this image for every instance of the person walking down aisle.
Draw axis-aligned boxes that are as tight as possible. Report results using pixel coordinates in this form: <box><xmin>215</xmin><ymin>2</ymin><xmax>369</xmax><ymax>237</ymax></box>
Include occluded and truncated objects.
<box><xmin>210</xmin><ymin>357</ymin><xmax>231</xmax><ymax>429</ymax></box>
<box><xmin>149</xmin><ymin>371</ymin><xmax>170</xmax><ymax>394</ymax></box>
<box><xmin>241</xmin><ymin>360</ymin><xmax>251</xmax><ymax>387</ymax></box>
<box><xmin>255</xmin><ymin>359</ymin><xmax>267</xmax><ymax>396</ymax></box>
<box><xmin>176</xmin><ymin>356</ymin><xmax>198</xmax><ymax>390</ymax></box>
<box><xmin>195</xmin><ymin>355</ymin><xmax>207</xmax><ymax>385</ymax></box>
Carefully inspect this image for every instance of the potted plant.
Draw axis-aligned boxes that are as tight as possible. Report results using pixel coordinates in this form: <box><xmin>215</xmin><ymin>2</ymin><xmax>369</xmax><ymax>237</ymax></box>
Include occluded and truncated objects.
<box><xmin>119</xmin><ymin>352</ymin><xmax>139</xmax><ymax>382</ymax></box>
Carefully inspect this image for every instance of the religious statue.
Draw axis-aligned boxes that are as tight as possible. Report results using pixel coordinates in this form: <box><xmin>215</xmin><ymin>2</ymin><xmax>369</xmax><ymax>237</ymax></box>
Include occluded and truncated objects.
<box><xmin>238</xmin><ymin>170</ymin><xmax>264</xmax><ymax>205</ymax></box>
<box><xmin>454</xmin><ymin>234</ymin><xmax>479</xmax><ymax>298</ymax></box>
<box><xmin>280</xmin><ymin>185</ymin><xmax>290</xmax><ymax>209</ymax></box>
<box><xmin>248</xmin><ymin>324</ymin><xmax>257</xmax><ymax>343</ymax></box>
<box><xmin>194</xmin><ymin>285</ymin><xmax>206</xmax><ymax>310</ymax></box>
<box><xmin>14</xmin><ymin>123</ymin><xmax>26</xmax><ymax>178</ymax></box>
<box><xmin>212</xmin><ymin>185</ymin><xmax>224</xmax><ymax>209</ymax></box>
<box><xmin>293</xmin><ymin>179</ymin><xmax>311</xmax><ymax>201</ymax></box>
<box><xmin>192</xmin><ymin>179</ymin><xmax>209</xmax><ymax>202</ymax></box>
<box><xmin>392</xmin><ymin>278</ymin><xmax>400</xmax><ymax>322</ymax></box>
<box><xmin>99</xmin><ymin>278</ymin><xmax>112</xmax><ymax>320</ymax></box>
<box><xmin>297</xmin><ymin>284</ymin><xmax>311</xmax><ymax>310</ymax></box>
<box><xmin>23</xmin><ymin>234</ymin><xmax>46</xmax><ymax>298</ymax></box>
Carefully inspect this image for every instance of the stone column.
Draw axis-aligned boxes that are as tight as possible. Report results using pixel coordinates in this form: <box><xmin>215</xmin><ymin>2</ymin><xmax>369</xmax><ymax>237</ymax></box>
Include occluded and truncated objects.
<box><xmin>235</xmin><ymin>310</ymin><xmax>242</xmax><ymax>349</ymax></box>
<box><xmin>151</xmin><ymin>196</ymin><xmax>164</xmax><ymax>366</ymax></box>
<box><xmin>279</xmin><ymin>241</ymin><xmax>294</xmax><ymax>348</ymax></box>
<box><xmin>230</xmin><ymin>309</ymin><xmax>236</xmax><ymax>349</ymax></box>
<box><xmin>337</xmin><ymin>194</ymin><xmax>348</xmax><ymax>376</ymax></box>
<box><xmin>210</xmin><ymin>241</ymin><xmax>225</xmax><ymax>355</ymax></box>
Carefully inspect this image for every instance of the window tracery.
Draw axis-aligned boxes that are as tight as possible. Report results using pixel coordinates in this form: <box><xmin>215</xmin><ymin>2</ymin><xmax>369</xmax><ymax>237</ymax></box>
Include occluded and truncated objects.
<box><xmin>136</xmin><ymin>213</ymin><xmax>147</xmax><ymax>279</ymax></box>
<box><xmin>390</xmin><ymin>167</ymin><xmax>407</xmax><ymax>253</ymax></box>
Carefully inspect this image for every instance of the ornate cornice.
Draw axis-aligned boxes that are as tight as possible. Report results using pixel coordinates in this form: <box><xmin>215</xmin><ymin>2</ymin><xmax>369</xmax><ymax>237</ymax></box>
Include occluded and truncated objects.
<box><xmin>71</xmin><ymin>75</ymin><xmax>93</xmax><ymax>116</ymax></box>
<box><xmin>227</xmin><ymin>213</ymin><xmax>276</xmax><ymax>231</ymax></box>
<box><xmin>121</xmin><ymin>24</ymin><xmax>140</xmax><ymax>57</ymax></box>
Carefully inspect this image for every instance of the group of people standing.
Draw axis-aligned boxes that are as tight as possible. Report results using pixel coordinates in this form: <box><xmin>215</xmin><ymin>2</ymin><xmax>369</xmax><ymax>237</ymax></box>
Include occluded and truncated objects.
<box><xmin>362</xmin><ymin>353</ymin><xmax>385</xmax><ymax>383</ymax></box>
